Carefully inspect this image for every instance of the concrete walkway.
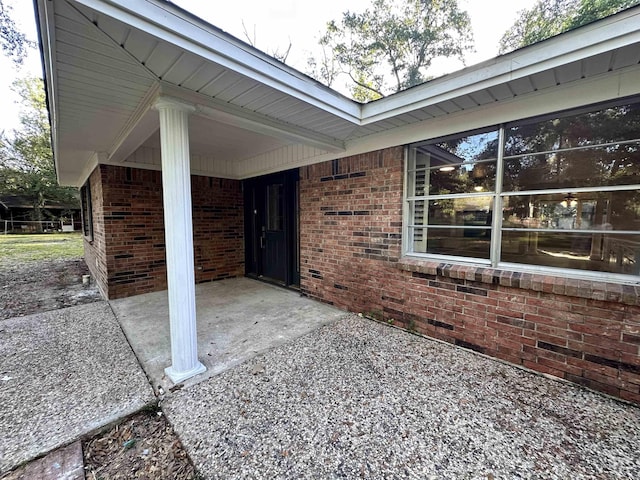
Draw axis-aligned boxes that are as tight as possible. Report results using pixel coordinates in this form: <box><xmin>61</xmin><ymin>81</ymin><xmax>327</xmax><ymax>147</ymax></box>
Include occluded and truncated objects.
<box><xmin>0</xmin><ymin>302</ymin><xmax>155</xmax><ymax>475</ymax></box>
<box><xmin>110</xmin><ymin>278</ymin><xmax>345</xmax><ymax>391</ymax></box>
<box><xmin>4</xmin><ymin>280</ymin><xmax>639</xmax><ymax>479</ymax></box>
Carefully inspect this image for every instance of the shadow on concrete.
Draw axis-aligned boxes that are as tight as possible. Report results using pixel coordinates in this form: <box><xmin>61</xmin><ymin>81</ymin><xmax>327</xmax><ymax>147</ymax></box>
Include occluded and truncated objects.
<box><xmin>110</xmin><ymin>277</ymin><xmax>346</xmax><ymax>391</ymax></box>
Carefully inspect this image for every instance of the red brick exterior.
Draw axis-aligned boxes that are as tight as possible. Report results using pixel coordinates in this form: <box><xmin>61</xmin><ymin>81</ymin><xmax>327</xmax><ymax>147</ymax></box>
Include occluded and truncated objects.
<box><xmin>84</xmin><ymin>165</ymin><xmax>244</xmax><ymax>299</ymax></box>
<box><xmin>300</xmin><ymin>148</ymin><xmax>640</xmax><ymax>404</ymax></box>
<box><xmin>84</xmin><ymin>167</ymin><xmax>108</xmax><ymax>298</ymax></box>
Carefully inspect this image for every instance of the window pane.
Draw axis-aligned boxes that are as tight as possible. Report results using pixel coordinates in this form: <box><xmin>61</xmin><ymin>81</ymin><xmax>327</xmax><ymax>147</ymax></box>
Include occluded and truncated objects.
<box><xmin>409</xmin><ymin>158</ymin><xmax>496</xmax><ymax>196</ymax></box>
<box><xmin>434</xmin><ymin>130</ymin><xmax>499</xmax><ymax>163</ymax></box>
<box><xmin>410</xmin><ymin>129</ymin><xmax>499</xmax><ymax>196</ymax></box>
<box><xmin>503</xmin><ymin>191</ymin><xmax>640</xmax><ymax>231</ymax></box>
<box><xmin>505</xmin><ymin>103</ymin><xmax>640</xmax><ymax>156</ymax></box>
<box><xmin>412</xmin><ymin>227</ymin><xmax>491</xmax><ymax>259</ymax></box>
<box><xmin>501</xmin><ymin>231</ymin><xmax>640</xmax><ymax>275</ymax></box>
<box><xmin>267</xmin><ymin>183</ymin><xmax>283</xmax><ymax>231</ymax></box>
<box><xmin>428</xmin><ymin>197</ymin><xmax>493</xmax><ymax>227</ymax></box>
<box><xmin>503</xmin><ymin>143</ymin><xmax>640</xmax><ymax>191</ymax></box>
<box><xmin>429</xmin><ymin>161</ymin><xmax>496</xmax><ymax>195</ymax></box>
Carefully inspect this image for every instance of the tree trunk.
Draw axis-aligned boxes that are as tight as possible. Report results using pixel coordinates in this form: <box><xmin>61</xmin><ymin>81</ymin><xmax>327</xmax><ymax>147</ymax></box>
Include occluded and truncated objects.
<box><xmin>31</xmin><ymin>192</ymin><xmax>45</xmax><ymax>232</ymax></box>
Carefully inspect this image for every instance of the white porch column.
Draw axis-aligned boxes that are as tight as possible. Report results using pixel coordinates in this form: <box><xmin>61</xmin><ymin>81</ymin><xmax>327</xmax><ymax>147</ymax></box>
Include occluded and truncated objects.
<box><xmin>155</xmin><ymin>97</ymin><xmax>206</xmax><ymax>383</ymax></box>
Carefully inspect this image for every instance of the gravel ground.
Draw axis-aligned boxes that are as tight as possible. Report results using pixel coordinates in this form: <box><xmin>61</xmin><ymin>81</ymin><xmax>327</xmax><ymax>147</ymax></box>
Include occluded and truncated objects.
<box><xmin>0</xmin><ymin>258</ymin><xmax>101</xmax><ymax>320</ymax></box>
<box><xmin>163</xmin><ymin>315</ymin><xmax>640</xmax><ymax>480</ymax></box>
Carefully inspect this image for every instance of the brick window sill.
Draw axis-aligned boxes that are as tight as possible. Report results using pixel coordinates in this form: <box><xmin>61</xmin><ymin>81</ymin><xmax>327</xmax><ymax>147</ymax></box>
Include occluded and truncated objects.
<box><xmin>396</xmin><ymin>257</ymin><xmax>640</xmax><ymax>307</ymax></box>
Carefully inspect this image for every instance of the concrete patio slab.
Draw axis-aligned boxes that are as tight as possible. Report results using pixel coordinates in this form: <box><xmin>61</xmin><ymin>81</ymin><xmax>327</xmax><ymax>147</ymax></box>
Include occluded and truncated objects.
<box><xmin>164</xmin><ymin>315</ymin><xmax>640</xmax><ymax>479</ymax></box>
<box><xmin>110</xmin><ymin>277</ymin><xmax>345</xmax><ymax>391</ymax></box>
<box><xmin>0</xmin><ymin>302</ymin><xmax>155</xmax><ymax>475</ymax></box>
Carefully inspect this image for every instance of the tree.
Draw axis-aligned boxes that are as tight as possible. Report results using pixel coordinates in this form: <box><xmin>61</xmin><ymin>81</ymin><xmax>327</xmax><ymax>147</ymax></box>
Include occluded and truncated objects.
<box><xmin>0</xmin><ymin>78</ymin><xmax>78</xmax><ymax>230</ymax></box>
<box><xmin>499</xmin><ymin>0</ymin><xmax>639</xmax><ymax>54</ymax></box>
<box><xmin>242</xmin><ymin>21</ymin><xmax>292</xmax><ymax>64</ymax></box>
<box><xmin>0</xmin><ymin>0</ymin><xmax>31</xmax><ymax>65</ymax></box>
<box><xmin>314</xmin><ymin>0</ymin><xmax>473</xmax><ymax>101</ymax></box>
<box><xmin>306</xmin><ymin>43</ymin><xmax>340</xmax><ymax>90</ymax></box>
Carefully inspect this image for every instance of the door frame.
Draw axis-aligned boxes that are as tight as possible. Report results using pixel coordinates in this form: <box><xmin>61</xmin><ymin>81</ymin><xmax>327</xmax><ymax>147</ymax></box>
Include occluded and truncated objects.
<box><xmin>243</xmin><ymin>169</ymin><xmax>300</xmax><ymax>287</ymax></box>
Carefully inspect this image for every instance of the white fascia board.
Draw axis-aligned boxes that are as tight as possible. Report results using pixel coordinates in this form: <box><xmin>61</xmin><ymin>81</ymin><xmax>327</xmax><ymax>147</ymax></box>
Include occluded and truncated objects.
<box><xmin>35</xmin><ymin>0</ymin><xmax>61</xmax><ymax>180</ymax></box>
<box><xmin>71</xmin><ymin>0</ymin><xmax>361</xmax><ymax>124</ymax></box>
<box><xmin>361</xmin><ymin>6</ymin><xmax>640</xmax><ymax>124</ymax></box>
<box><xmin>77</xmin><ymin>152</ymin><xmax>107</xmax><ymax>187</ymax></box>
<box><xmin>55</xmin><ymin>150</ymin><xmax>105</xmax><ymax>188</ymax></box>
<box><xmin>160</xmin><ymin>83</ymin><xmax>346</xmax><ymax>153</ymax></box>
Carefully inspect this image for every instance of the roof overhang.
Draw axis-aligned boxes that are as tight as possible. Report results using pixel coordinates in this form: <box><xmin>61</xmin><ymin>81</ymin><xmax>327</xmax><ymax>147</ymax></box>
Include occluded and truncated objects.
<box><xmin>35</xmin><ymin>0</ymin><xmax>640</xmax><ymax>186</ymax></box>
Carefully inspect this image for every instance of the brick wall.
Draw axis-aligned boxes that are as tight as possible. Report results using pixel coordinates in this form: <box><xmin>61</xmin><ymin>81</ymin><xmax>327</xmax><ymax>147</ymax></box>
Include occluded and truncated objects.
<box><xmin>300</xmin><ymin>148</ymin><xmax>404</xmax><ymax>313</ymax></box>
<box><xmin>84</xmin><ymin>167</ymin><xmax>108</xmax><ymax>298</ymax></box>
<box><xmin>84</xmin><ymin>164</ymin><xmax>244</xmax><ymax>299</ymax></box>
<box><xmin>299</xmin><ymin>148</ymin><xmax>640</xmax><ymax>404</ymax></box>
<box><xmin>191</xmin><ymin>175</ymin><xmax>245</xmax><ymax>283</ymax></box>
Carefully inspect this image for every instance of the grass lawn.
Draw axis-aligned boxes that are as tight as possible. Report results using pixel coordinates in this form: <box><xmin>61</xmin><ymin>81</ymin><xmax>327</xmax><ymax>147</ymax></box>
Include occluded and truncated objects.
<box><xmin>0</xmin><ymin>233</ymin><xmax>84</xmax><ymax>263</ymax></box>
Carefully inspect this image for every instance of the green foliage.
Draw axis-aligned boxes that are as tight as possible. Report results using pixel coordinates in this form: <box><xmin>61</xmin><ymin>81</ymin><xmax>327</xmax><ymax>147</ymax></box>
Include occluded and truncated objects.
<box><xmin>365</xmin><ymin>309</ymin><xmax>384</xmax><ymax>321</ymax></box>
<box><xmin>0</xmin><ymin>0</ymin><xmax>31</xmax><ymax>65</ymax></box>
<box><xmin>406</xmin><ymin>317</ymin><xmax>416</xmax><ymax>332</ymax></box>
<box><xmin>0</xmin><ymin>78</ymin><xmax>78</xmax><ymax>229</ymax></box>
<box><xmin>315</xmin><ymin>0</ymin><xmax>473</xmax><ymax>100</ymax></box>
<box><xmin>499</xmin><ymin>0</ymin><xmax>639</xmax><ymax>53</ymax></box>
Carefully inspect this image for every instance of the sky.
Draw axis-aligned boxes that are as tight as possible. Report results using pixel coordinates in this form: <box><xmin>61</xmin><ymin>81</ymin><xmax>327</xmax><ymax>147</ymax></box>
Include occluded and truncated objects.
<box><xmin>0</xmin><ymin>0</ymin><xmax>537</xmax><ymax>135</ymax></box>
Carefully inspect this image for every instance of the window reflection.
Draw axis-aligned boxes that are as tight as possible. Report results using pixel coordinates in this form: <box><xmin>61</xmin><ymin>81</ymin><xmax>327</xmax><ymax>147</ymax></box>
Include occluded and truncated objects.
<box><xmin>412</xmin><ymin>227</ymin><xmax>491</xmax><ymax>259</ymax></box>
<box><xmin>410</xmin><ymin>130</ymin><xmax>499</xmax><ymax>196</ymax></box>
<box><xmin>406</xmin><ymin>98</ymin><xmax>640</xmax><ymax>277</ymax></box>
<box><xmin>505</xmin><ymin>103</ymin><xmax>640</xmax><ymax>156</ymax></box>
<box><xmin>435</xmin><ymin>130</ymin><xmax>499</xmax><ymax>162</ymax></box>
<box><xmin>503</xmin><ymin>144</ymin><xmax>640</xmax><ymax>191</ymax></box>
<box><xmin>498</xmin><ymin>101</ymin><xmax>640</xmax><ymax>276</ymax></box>
<box><xmin>503</xmin><ymin>191</ymin><xmax>640</xmax><ymax>231</ymax></box>
<box><xmin>502</xmin><ymin>231</ymin><xmax>640</xmax><ymax>275</ymax></box>
<box><xmin>428</xmin><ymin>197</ymin><xmax>493</xmax><ymax>227</ymax></box>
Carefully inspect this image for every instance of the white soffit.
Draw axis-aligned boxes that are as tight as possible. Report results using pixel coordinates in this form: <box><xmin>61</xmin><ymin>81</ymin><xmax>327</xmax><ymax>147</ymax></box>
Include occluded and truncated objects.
<box><xmin>38</xmin><ymin>0</ymin><xmax>159</xmax><ymax>182</ymax></box>
<box><xmin>66</xmin><ymin>0</ymin><xmax>354</xmax><ymax>146</ymax></box>
<box><xmin>67</xmin><ymin>0</ymin><xmax>640</xmax><ymax>138</ymax></box>
<box><xmin>37</xmin><ymin>0</ymin><xmax>640</xmax><ymax>185</ymax></box>
<box><xmin>70</xmin><ymin>0</ymin><xmax>360</xmax><ymax>123</ymax></box>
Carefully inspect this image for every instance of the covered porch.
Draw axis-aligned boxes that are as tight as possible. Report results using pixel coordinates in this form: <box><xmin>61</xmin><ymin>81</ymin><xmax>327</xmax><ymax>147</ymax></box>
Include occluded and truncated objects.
<box><xmin>110</xmin><ymin>277</ymin><xmax>346</xmax><ymax>391</ymax></box>
<box><xmin>35</xmin><ymin>0</ymin><xmax>640</xmax><ymax>388</ymax></box>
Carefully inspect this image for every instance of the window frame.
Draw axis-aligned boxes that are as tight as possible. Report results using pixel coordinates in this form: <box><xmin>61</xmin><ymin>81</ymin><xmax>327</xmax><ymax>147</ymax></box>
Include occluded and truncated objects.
<box><xmin>405</xmin><ymin>127</ymin><xmax>499</xmax><ymax>263</ymax></box>
<box><xmin>402</xmin><ymin>98</ymin><xmax>640</xmax><ymax>282</ymax></box>
<box><xmin>80</xmin><ymin>180</ymin><xmax>93</xmax><ymax>241</ymax></box>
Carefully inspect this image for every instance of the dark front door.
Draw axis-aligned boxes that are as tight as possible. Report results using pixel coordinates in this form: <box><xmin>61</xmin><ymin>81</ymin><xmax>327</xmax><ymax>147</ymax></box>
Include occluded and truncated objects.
<box><xmin>244</xmin><ymin>170</ymin><xmax>299</xmax><ymax>286</ymax></box>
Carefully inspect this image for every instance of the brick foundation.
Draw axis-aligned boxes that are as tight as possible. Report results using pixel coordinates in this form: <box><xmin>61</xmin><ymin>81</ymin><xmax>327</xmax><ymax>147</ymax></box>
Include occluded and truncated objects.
<box><xmin>300</xmin><ymin>148</ymin><xmax>640</xmax><ymax>404</ymax></box>
<box><xmin>83</xmin><ymin>165</ymin><xmax>244</xmax><ymax>299</ymax></box>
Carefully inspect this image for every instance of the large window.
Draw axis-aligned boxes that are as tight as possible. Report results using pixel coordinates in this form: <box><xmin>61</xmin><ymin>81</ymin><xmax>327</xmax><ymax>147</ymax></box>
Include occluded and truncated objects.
<box><xmin>405</xmin><ymin>99</ymin><xmax>640</xmax><ymax>277</ymax></box>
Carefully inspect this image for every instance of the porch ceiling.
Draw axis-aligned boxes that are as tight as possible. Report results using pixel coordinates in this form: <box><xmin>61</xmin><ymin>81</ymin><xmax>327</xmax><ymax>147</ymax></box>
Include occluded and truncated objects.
<box><xmin>36</xmin><ymin>0</ymin><xmax>640</xmax><ymax>186</ymax></box>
